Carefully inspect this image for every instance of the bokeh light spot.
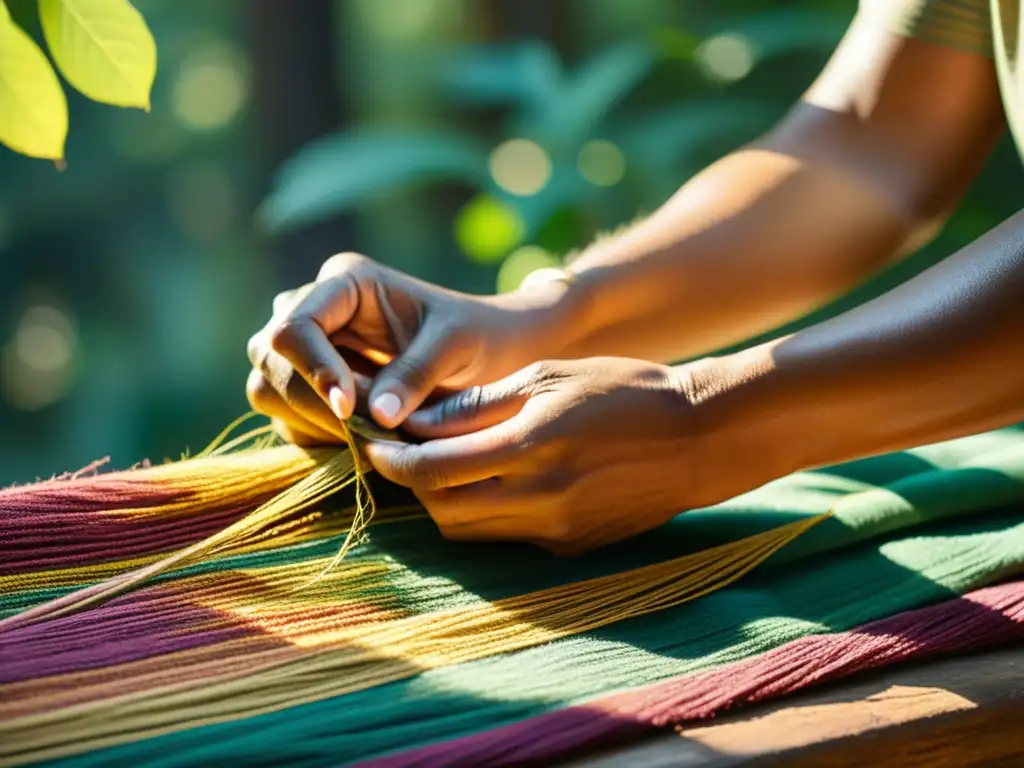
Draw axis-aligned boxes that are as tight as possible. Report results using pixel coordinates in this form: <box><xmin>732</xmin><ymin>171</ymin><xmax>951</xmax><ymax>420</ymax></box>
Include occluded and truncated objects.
<box><xmin>489</xmin><ymin>139</ymin><xmax>552</xmax><ymax>197</ymax></box>
<box><xmin>454</xmin><ymin>195</ymin><xmax>524</xmax><ymax>264</ymax></box>
<box><xmin>696</xmin><ymin>34</ymin><xmax>754</xmax><ymax>83</ymax></box>
<box><xmin>171</xmin><ymin>41</ymin><xmax>250</xmax><ymax>131</ymax></box>
<box><xmin>2</xmin><ymin>304</ymin><xmax>77</xmax><ymax>411</ymax></box>
<box><xmin>496</xmin><ymin>246</ymin><xmax>561</xmax><ymax>293</ymax></box>
<box><xmin>577</xmin><ymin>140</ymin><xmax>626</xmax><ymax>187</ymax></box>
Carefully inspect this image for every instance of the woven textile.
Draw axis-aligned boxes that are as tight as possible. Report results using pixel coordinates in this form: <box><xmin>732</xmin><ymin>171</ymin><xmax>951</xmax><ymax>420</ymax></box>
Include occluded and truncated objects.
<box><xmin>2</xmin><ymin>426</ymin><xmax>1024</xmax><ymax>766</ymax></box>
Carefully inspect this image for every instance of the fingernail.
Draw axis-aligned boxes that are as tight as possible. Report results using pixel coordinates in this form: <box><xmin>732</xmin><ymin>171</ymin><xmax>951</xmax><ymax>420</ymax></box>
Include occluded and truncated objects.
<box><xmin>328</xmin><ymin>386</ymin><xmax>348</xmax><ymax>421</ymax></box>
<box><xmin>372</xmin><ymin>392</ymin><xmax>402</xmax><ymax>424</ymax></box>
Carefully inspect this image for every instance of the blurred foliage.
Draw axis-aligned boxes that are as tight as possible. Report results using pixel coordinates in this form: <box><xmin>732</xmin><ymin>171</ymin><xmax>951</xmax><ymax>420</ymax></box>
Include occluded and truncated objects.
<box><xmin>1</xmin><ymin>0</ymin><xmax>1022</xmax><ymax>486</ymax></box>
<box><xmin>0</xmin><ymin>0</ymin><xmax>156</xmax><ymax>160</ymax></box>
<box><xmin>0</xmin><ymin>0</ymin><xmax>259</xmax><ymax>484</ymax></box>
<box><xmin>263</xmin><ymin>4</ymin><xmax>858</xmax><ymax>290</ymax></box>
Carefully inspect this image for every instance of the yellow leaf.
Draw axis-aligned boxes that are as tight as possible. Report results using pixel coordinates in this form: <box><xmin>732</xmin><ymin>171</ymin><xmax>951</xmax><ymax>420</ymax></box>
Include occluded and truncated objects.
<box><xmin>39</xmin><ymin>0</ymin><xmax>156</xmax><ymax>109</ymax></box>
<box><xmin>0</xmin><ymin>10</ymin><xmax>68</xmax><ymax>160</ymax></box>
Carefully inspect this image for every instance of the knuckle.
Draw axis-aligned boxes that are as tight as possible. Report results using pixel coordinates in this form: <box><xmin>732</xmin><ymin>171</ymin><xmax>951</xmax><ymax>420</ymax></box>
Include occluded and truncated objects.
<box><xmin>541</xmin><ymin>512</ymin><xmax>575</xmax><ymax>546</ymax></box>
<box><xmin>272</xmin><ymin>290</ymin><xmax>295</xmax><ymax>315</ymax></box>
<box><xmin>261</xmin><ymin>352</ymin><xmax>299</xmax><ymax>393</ymax></box>
<box><xmin>303</xmin><ymin>365</ymin><xmax>337</xmax><ymax>395</ymax></box>
<box><xmin>522</xmin><ymin>360</ymin><xmax>564</xmax><ymax>392</ymax></box>
<box><xmin>319</xmin><ymin>251</ymin><xmax>367</xmax><ymax>280</ymax></box>
<box><xmin>246</xmin><ymin>332</ymin><xmax>267</xmax><ymax>367</ymax></box>
<box><xmin>245</xmin><ymin>369</ymin><xmax>275</xmax><ymax>412</ymax></box>
<box><xmin>389</xmin><ymin>356</ymin><xmax>431</xmax><ymax>393</ymax></box>
<box><xmin>442</xmin><ymin>386</ymin><xmax>483</xmax><ymax>423</ymax></box>
<box><xmin>523</xmin><ymin>361</ymin><xmax>549</xmax><ymax>387</ymax></box>
<box><xmin>269</xmin><ymin>318</ymin><xmax>308</xmax><ymax>354</ymax></box>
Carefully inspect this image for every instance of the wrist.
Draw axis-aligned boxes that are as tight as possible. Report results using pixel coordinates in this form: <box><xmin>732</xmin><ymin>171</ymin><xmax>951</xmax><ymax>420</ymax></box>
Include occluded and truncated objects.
<box><xmin>676</xmin><ymin>344</ymin><xmax>819</xmax><ymax>499</ymax></box>
<box><xmin>488</xmin><ymin>266</ymin><xmax>594</xmax><ymax>360</ymax></box>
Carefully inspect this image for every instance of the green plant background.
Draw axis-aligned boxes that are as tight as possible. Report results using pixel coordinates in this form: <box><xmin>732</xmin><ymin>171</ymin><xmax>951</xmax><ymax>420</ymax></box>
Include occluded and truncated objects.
<box><xmin>1</xmin><ymin>0</ymin><xmax>1022</xmax><ymax>485</ymax></box>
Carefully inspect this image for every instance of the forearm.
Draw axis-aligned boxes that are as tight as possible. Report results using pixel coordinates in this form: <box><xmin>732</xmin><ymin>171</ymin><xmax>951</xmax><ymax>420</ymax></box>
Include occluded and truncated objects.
<box><xmin>552</xmin><ymin>142</ymin><xmax>925</xmax><ymax>363</ymax></box>
<box><xmin>531</xmin><ymin>13</ymin><xmax>1002</xmax><ymax>366</ymax></box>
<box><xmin>692</xmin><ymin>212</ymin><xmax>1024</xmax><ymax>494</ymax></box>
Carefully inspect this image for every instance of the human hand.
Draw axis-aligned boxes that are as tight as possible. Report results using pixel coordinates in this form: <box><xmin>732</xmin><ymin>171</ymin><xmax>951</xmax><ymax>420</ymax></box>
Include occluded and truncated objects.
<box><xmin>362</xmin><ymin>357</ymin><xmax>728</xmax><ymax>555</ymax></box>
<box><xmin>246</xmin><ymin>252</ymin><xmax>578</xmax><ymax>445</ymax></box>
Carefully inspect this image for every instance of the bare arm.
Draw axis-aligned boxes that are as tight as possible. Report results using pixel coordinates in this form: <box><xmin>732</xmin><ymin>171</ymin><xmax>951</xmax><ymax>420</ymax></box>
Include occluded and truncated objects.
<box><xmin>548</xmin><ymin>5</ymin><xmax>1004</xmax><ymax>363</ymax></box>
<box><xmin>250</xmin><ymin>3</ymin><xmax>1006</xmax><ymax>438</ymax></box>
<box><xmin>361</xmin><ymin>202</ymin><xmax>1024</xmax><ymax>553</ymax></box>
<box><xmin>687</xmin><ymin>208</ymin><xmax>1024</xmax><ymax>499</ymax></box>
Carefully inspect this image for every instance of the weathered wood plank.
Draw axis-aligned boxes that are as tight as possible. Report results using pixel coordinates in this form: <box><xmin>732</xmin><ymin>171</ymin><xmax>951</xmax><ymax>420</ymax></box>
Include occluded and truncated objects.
<box><xmin>573</xmin><ymin>644</ymin><xmax>1024</xmax><ymax>767</ymax></box>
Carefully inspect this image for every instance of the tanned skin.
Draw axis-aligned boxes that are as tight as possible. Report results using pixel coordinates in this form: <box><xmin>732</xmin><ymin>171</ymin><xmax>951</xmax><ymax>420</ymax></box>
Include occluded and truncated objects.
<box><xmin>247</xmin><ymin>6</ymin><xmax>1017</xmax><ymax>554</ymax></box>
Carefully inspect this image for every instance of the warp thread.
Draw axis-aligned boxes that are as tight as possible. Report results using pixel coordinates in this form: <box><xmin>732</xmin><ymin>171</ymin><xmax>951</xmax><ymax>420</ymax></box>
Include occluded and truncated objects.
<box><xmin>0</xmin><ymin>416</ymin><xmax>385</xmax><ymax>632</ymax></box>
<box><xmin>0</xmin><ymin>515</ymin><xmax>825</xmax><ymax>764</ymax></box>
<box><xmin>364</xmin><ymin>577</ymin><xmax>1024</xmax><ymax>767</ymax></box>
<box><xmin>6</xmin><ymin>423</ymin><xmax>1023</xmax><ymax>766</ymax></box>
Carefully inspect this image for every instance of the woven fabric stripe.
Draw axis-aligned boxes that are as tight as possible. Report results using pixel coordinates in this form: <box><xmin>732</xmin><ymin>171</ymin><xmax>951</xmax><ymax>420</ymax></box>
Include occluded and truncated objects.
<box><xmin>2</xmin><ymin>428</ymin><xmax>1024</xmax><ymax>766</ymax></box>
<box><xmin>365</xmin><ymin>577</ymin><xmax>1024</xmax><ymax>766</ymax></box>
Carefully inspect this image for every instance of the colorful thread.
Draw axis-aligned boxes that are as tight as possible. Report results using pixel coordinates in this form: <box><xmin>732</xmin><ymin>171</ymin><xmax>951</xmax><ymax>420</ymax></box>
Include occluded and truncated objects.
<box><xmin>1</xmin><ymin>425</ymin><xmax>1024</xmax><ymax>766</ymax></box>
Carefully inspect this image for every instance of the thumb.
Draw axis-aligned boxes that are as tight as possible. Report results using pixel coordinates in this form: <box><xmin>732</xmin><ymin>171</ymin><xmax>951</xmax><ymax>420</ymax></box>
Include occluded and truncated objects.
<box><xmin>368</xmin><ymin>323</ymin><xmax>465</xmax><ymax>429</ymax></box>
<box><xmin>403</xmin><ymin>368</ymin><xmax>533</xmax><ymax>439</ymax></box>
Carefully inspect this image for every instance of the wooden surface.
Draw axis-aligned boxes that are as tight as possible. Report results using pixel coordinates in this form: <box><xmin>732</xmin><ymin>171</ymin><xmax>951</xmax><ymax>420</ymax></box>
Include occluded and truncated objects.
<box><xmin>573</xmin><ymin>643</ymin><xmax>1024</xmax><ymax>767</ymax></box>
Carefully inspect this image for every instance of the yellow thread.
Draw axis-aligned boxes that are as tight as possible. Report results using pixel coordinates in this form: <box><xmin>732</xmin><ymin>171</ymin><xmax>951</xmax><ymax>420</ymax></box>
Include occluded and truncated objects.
<box><xmin>0</xmin><ymin>449</ymin><xmax>359</xmax><ymax>632</ymax></box>
<box><xmin>302</xmin><ymin>419</ymin><xmax>377</xmax><ymax>588</ymax></box>
<box><xmin>195</xmin><ymin>412</ymin><xmax>265</xmax><ymax>458</ymax></box>
<box><xmin>205</xmin><ymin>424</ymin><xmax>278</xmax><ymax>458</ymax></box>
<box><xmin>0</xmin><ymin>514</ymin><xmax>828</xmax><ymax>765</ymax></box>
<box><xmin>0</xmin><ymin>408</ymin><xmax>832</xmax><ymax>767</ymax></box>
<box><xmin>0</xmin><ymin>407</ymin><xmax>407</xmax><ymax>630</ymax></box>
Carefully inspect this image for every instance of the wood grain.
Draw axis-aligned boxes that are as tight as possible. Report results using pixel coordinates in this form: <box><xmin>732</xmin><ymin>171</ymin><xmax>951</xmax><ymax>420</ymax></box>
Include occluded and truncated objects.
<box><xmin>572</xmin><ymin>644</ymin><xmax>1024</xmax><ymax>767</ymax></box>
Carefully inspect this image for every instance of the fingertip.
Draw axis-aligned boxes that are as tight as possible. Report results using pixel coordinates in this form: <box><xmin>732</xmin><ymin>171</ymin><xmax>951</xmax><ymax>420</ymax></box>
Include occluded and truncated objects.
<box><xmin>329</xmin><ymin>386</ymin><xmax>352</xmax><ymax>421</ymax></box>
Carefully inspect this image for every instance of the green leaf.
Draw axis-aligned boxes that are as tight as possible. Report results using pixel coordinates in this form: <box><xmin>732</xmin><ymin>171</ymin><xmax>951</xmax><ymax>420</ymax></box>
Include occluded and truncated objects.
<box><xmin>523</xmin><ymin>39</ymin><xmax>655</xmax><ymax>149</ymax></box>
<box><xmin>261</xmin><ymin>131</ymin><xmax>490</xmax><ymax>232</ymax></box>
<box><xmin>38</xmin><ymin>0</ymin><xmax>156</xmax><ymax>109</ymax></box>
<box><xmin>613</xmin><ymin>101</ymin><xmax>779</xmax><ymax>167</ymax></box>
<box><xmin>0</xmin><ymin>8</ymin><xmax>68</xmax><ymax>159</ymax></box>
<box><xmin>652</xmin><ymin>27</ymin><xmax>702</xmax><ymax>61</ymax></box>
<box><xmin>439</xmin><ymin>40</ymin><xmax>563</xmax><ymax>108</ymax></box>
